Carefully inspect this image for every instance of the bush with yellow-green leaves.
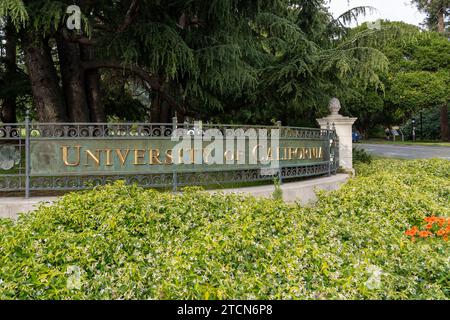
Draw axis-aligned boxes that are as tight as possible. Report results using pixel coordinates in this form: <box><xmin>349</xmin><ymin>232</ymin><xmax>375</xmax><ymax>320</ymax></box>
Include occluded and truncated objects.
<box><xmin>0</xmin><ymin>159</ymin><xmax>449</xmax><ymax>299</ymax></box>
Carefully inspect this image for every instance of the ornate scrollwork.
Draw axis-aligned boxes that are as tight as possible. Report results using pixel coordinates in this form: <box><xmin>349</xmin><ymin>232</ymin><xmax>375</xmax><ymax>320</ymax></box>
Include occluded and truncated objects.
<box><xmin>0</xmin><ymin>175</ymin><xmax>24</xmax><ymax>190</ymax></box>
<box><xmin>0</xmin><ymin>145</ymin><xmax>21</xmax><ymax>170</ymax></box>
<box><xmin>28</xmin><ymin>123</ymin><xmax>176</xmax><ymax>139</ymax></box>
<box><xmin>0</xmin><ymin>126</ymin><xmax>22</xmax><ymax>139</ymax></box>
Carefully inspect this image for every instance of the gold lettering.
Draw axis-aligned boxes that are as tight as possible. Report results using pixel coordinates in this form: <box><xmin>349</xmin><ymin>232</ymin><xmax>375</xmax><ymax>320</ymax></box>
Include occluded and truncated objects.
<box><xmin>190</xmin><ymin>149</ymin><xmax>195</xmax><ymax>164</ymax></box>
<box><xmin>179</xmin><ymin>148</ymin><xmax>191</xmax><ymax>164</ymax></box>
<box><xmin>282</xmin><ymin>147</ymin><xmax>288</xmax><ymax>160</ymax></box>
<box><xmin>85</xmin><ymin>149</ymin><xmax>100</xmax><ymax>166</ymax></box>
<box><xmin>149</xmin><ymin>149</ymin><xmax>162</xmax><ymax>165</ymax></box>
<box><xmin>165</xmin><ymin>149</ymin><xmax>173</xmax><ymax>165</ymax></box>
<box><xmin>185</xmin><ymin>149</ymin><xmax>201</xmax><ymax>164</ymax></box>
<box><xmin>203</xmin><ymin>150</ymin><xmax>210</xmax><ymax>164</ymax></box>
<box><xmin>61</xmin><ymin>145</ymin><xmax>81</xmax><ymax>167</ymax></box>
<box><xmin>305</xmin><ymin>148</ymin><xmax>311</xmax><ymax>159</ymax></box>
<box><xmin>177</xmin><ymin>149</ymin><xmax>184</xmax><ymax>164</ymax></box>
<box><xmin>62</xmin><ymin>144</ymin><xmax>324</xmax><ymax>168</ymax></box>
<box><xmin>236</xmin><ymin>150</ymin><xmax>244</xmax><ymax>162</ymax></box>
<box><xmin>224</xmin><ymin>150</ymin><xmax>234</xmax><ymax>162</ymax></box>
<box><xmin>297</xmin><ymin>148</ymin><xmax>304</xmax><ymax>160</ymax></box>
<box><xmin>115</xmin><ymin>149</ymin><xmax>130</xmax><ymax>166</ymax></box>
<box><xmin>192</xmin><ymin>148</ymin><xmax>202</xmax><ymax>164</ymax></box>
<box><xmin>104</xmin><ymin>149</ymin><xmax>112</xmax><ymax>166</ymax></box>
<box><xmin>289</xmin><ymin>147</ymin><xmax>298</xmax><ymax>160</ymax></box>
<box><xmin>252</xmin><ymin>144</ymin><xmax>265</xmax><ymax>163</ymax></box>
<box><xmin>134</xmin><ymin>149</ymin><xmax>146</xmax><ymax>165</ymax></box>
<box><xmin>267</xmin><ymin>147</ymin><xmax>273</xmax><ymax>161</ymax></box>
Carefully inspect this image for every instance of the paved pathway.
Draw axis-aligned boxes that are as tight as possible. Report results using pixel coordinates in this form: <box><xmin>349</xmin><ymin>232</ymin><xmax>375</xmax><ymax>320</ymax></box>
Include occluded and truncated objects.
<box><xmin>356</xmin><ymin>143</ymin><xmax>450</xmax><ymax>160</ymax></box>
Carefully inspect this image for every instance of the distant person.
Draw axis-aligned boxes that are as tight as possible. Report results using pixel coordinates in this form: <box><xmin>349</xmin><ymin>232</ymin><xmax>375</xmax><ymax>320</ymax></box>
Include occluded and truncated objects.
<box><xmin>385</xmin><ymin>128</ymin><xmax>390</xmax><ymax>141</ymax></box>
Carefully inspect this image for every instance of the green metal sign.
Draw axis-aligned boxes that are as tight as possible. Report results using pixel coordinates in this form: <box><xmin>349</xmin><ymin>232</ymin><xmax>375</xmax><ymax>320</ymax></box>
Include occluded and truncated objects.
<box><xmin>1</xmin><ymin>121</ymin><xmax>339</xmax><ymax>196</ymax></box>
<box><xmin>30</xmin><ymin>138</ymin><xmax>328</xmax><ymax>175</ymax></box>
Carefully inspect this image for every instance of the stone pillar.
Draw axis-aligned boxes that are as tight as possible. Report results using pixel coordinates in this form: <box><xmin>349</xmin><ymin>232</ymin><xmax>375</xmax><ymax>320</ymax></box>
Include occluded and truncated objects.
<box><xmin>317</xmin><ymin>98</ymin><xmax>357</xmax><ymax>171</ymax></box>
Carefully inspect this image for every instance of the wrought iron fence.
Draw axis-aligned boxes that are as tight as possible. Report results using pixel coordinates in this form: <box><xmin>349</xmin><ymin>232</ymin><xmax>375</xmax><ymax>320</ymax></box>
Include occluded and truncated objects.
<box><xmin>0</xmin><ymin>116</ymin><xmax>339</xmax><ymax>197</ymax></box>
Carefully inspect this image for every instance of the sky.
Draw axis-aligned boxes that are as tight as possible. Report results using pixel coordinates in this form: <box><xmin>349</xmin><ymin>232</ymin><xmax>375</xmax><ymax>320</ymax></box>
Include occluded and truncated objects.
<box><xmin>327</xmin><ymin>0</ymin><xmax>427</xmax><ymax>27</ymax></box>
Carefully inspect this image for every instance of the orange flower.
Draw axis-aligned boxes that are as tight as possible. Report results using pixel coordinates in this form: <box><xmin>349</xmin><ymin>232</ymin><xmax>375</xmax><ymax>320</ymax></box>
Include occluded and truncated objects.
<box><xmin>405</xmin><ymin>218</ymin><xmax>450</xmax><ymax>241</ymax></box>
<box><xmin>418</xmin><ymin>231</ymin><xmax>431</xmax><ymax>238</ymax></box>
<box><xmin>405</xmin><ymin>227</ymin><xmax>418</xmax><ymax>236</ymax></box>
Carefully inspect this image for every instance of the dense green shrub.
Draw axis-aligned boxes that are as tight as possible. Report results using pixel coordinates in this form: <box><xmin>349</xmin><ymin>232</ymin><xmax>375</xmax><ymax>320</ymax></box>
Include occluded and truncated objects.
<box><xmin>402</xmin><ymin>105</ymin><xmax>450</xmax><ymax>141</ymax></box>
<box><xmin>353</xmin><ymin>147</ymin><xmax>373</xmax><ymax>164</ymax></box>
<box><xmin>0</xmin><ymin>159</ymin><xmax>449</xmax><ymax>299</ymax></box>
<box><xmin>272</xmin><ymin>178</ymin><xmax>283</xmax><ymax>201</ymax></box>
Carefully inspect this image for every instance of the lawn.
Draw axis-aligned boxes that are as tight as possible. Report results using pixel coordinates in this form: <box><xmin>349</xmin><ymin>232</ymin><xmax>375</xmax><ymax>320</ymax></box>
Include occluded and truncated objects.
<box><xmin>360</xmin><ymin>139</ymin><xmax>450</xmax><ymax>147</ymax></box>
<box><xmin>0</xmin><ymin>159</ymin><xmax>448</xmax><ymax>299</ymax></box>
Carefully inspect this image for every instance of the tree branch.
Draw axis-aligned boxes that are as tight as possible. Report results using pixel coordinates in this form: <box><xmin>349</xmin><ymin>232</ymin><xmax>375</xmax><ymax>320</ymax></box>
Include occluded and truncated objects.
<box><xmin>61</xmin><ymin>30</ymin><xmax>97</xmax><ymax>46</ymax></box>
<box><xmin>81</xmin><ymin>60</ymin><xmax>159</xmax><ymax>87</ymax></box>
<box><xmin>81</xmin><ymin>60</ymin><xmax>182</xmax><ymax>111</ymax></box>
<box><xmin>117</xmin><ymin>0</ymin><xmax>140</xmax><ymax>32</ymax></box>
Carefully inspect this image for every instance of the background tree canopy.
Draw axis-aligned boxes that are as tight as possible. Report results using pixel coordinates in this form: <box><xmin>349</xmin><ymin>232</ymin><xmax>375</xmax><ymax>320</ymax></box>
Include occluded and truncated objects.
<box><xmin>342</xmin><ymin>20</ymin><xmax>449</xmax><ymax>140</ymax></box>
<box><xmin>0</xmin><ymin>0</ymin><xmax>448</xmax><ymax>140</ymax></box>
<box><xmin>409</xmin><ymin>0</ymin><xmax>450</xmax><ymax>141</ymax></box>
<box><xmin>0</xmin><ymin>0</ymin><xmax>388</xmax><ymax>126</ymax></box>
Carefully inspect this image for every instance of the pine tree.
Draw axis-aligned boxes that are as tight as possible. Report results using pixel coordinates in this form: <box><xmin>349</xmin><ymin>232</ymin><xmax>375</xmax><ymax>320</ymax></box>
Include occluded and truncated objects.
<box><xmin>0</xmin><ymin>0</ymin><xmax>394</xmax><ymax>125</ymax></box>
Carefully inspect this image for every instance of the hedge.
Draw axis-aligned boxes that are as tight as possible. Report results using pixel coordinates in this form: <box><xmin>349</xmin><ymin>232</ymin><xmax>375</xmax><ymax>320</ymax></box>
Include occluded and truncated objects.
<box><xmin>0</xmin><ymin>159</ymin><xmax>449</xmax><ymax>299</ymax></box>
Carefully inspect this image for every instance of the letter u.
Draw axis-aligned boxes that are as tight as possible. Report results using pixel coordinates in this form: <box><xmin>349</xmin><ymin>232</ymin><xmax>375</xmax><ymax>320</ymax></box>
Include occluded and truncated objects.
<box><xmin>61</xmin><ymin>145</ymin><xmax>81</xmax><ymax>166</ymax></box>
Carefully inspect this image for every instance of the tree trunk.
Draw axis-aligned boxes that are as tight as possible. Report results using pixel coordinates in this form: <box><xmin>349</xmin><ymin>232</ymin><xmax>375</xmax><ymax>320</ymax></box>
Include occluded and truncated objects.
<box><xmin>151</xmin><ymin>93</ymin><xmax>161</xmax><ymax>123</ymax></box>
<box><xmin>1</xmin><ymin>20</ymin><xmax>17</xmax><ymax>123</ymax></box>
<box><xmin>159</xmin><ymin>79</ymin><xmax>180</xmax><ymax>123</ymax></box>
<box><xmin>56</xmin><ymin>34</ymin><xmax>90</xmax><ymax>122</ymax></box>
<box><xmin>23</xmin><ymin>33</ymin><xmax>67</xmax><ymax>122</ymax></box>
<box><xmin>437</xmin><ymin>7</ymin><xmax>445</xmax><ymax>33</ymax></box>
<box><xmin>437</xmin><ymin>8</ymin><xmax>450</xmax><ymax>141</ymax></box>
<box><xmin>80</xmin><ymin>46</ymin><xmax>106</xmax><ymax>122</ymax></box>
<box><xmin>159</xmin><ymin>100</ymin><xmax>170</xmax><ymax>123</ymax></box>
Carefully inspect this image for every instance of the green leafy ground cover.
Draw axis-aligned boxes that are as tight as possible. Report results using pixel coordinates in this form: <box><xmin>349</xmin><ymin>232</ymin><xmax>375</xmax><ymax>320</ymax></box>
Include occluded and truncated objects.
<box><xmin>0</xmin><ymin>159</ymin><xmax>449</xmax><ymax>299</ymax></box>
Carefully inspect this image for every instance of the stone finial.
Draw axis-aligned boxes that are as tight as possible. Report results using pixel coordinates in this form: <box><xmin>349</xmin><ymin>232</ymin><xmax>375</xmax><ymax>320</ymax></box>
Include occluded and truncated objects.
<box><xmin>328</xmin><ymin>97</ymin><xmax>341</xmax><ymax>116</ymax></box>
